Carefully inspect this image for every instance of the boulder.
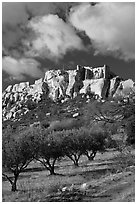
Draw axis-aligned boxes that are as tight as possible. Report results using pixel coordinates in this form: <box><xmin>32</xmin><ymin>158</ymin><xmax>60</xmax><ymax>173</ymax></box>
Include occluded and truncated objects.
<box><xmin>28</xmin><ymin>84</ymin><xmax>42</xmax><ymax>95</ymax></box>
<box><xmin>6</xmin><ymin>111</ymin><xmax>13</xmax><ymax>120</ymax></box>
<box><xmin>4</xmin><ymin>92</ymin><xmax>11</xmax><ymax>101</ymax></box>
<box><xmin>46</xmin><ymin>113</ymin><xmax>51</xmax><ymax>116</ymax></box>
<box><xmin>5</xmin><ymin>85</ymin><xmax>12</xmax><ymax>92</ymax></box>
<box><xmin>30</xmin><ymin>121</ymin><xmax>40</xmax><ymax>127</ymax></box>
<box><xmin>114</xmin><ymin>79</ymin><xmax>135</xmax><ymax>98</ymax></box>
<box><xmin>34</xmin><ymin>78</ymin><xmax>43</xmax><ymax>84</ymax></box>
<box><xmin>73</xmin><ymin>113</ymin><xmax>79</xmax><ymax>118</ymax></box>
<box><xmin>12</xmin><ymin>82</ymin><xmax>29</xmax><ymax>93</ymax></box>
<box><xmin>13</xmin><ymin>92</ymin><xmax>19</xmax><ymax>102</ymax></box>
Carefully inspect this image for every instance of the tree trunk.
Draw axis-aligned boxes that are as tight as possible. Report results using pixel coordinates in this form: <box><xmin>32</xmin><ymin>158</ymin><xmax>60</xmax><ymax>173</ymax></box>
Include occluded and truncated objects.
<box><xmin>68</xmin><ymin>154</ymin><xmax>80</xmax><ymax>167</ymax></box>
<box><xmin>11</xmin><ymin>181</ymin><xmax>17</xmax><ymax>192</ymax></box>
<box><xmin>11</xmin><ymin>173</ymin><xmax>19</xmax><ymax>192</ymax></box>
<box><xmin>74</xmin><ymin>159</ymin><xmax>79</xmax><ymax>167</ymax></box>
<box><xmin>2</xmin><ymin>172</ymin><xmax>19</xmax><ymax>192</ymax></box>
<box><xmin>49</xmin><ymin>166</ymin><xmax>56</xmax><ymax>175</ymax></box>
<box><xmin>85</xmin><ymin>151</ymin><xmax>97</xmax><ymax>161</ymax></box>
<box><xmin>46</xmin><ymin>159</ymin><xmax>56</xmax><ymax>175</ymax></box>
<box><xmin>89</xmin><ymin>151</ymin><xmax>96</xmax><ymax>160</ymax></box>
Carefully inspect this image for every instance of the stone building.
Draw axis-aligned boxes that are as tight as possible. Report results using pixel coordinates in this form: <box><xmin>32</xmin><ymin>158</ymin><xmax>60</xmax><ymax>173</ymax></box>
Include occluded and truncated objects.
<box><xmin>76</xmin><ymin>64</ymin><xmax>111</xmax><ymax>80</ymax></box>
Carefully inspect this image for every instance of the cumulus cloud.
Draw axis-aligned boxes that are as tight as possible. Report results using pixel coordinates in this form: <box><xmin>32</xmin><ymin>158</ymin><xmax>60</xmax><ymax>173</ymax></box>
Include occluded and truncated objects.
<box><xmin>2</xmin><ymin>2</ymin><xmax>78</xmax><ymax>57</ymax></box>
<box><xmin>24</xmin><ymin>14</ymin><xmax>84</xmax><ymax>60</ymax></box>
<box><xmin>2</xmin><ymin>56</ymin><xmax>44</xmax><ymax>81</ymax></box>
<box><xmin>69</xmin><ymin>3</ymin><xmax>135</xmax><ymax>61</ymax></box>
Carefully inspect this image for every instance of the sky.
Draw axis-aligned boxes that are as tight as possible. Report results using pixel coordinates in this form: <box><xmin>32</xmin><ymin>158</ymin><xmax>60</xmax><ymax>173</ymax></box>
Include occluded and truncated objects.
<box><xmin>2</xmin><ymin>2</ymin><xmax>135</xmax><ymax>90</ymax></box>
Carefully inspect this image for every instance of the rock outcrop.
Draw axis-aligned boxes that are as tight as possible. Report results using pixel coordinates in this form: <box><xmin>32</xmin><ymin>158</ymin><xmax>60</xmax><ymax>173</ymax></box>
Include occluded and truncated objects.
<box><xmin>80</xmin><ymin>78</ymin><xmax>110</xmax><ymax>98</ymax></box>
<box><xmin>2</xmin><ymin>64</ymin><xmax>134</xmax><ymax>121</ymax></box>
<box><xmin>113</xmin><ymin>79</ymin><xmax>135</xmax><ymax>98</ymax></box>
<box><xmin>44</xmin><ymin>70</ymin><xmax>69</xmax><ymax>101</ymax></box>
<box><xmin>109</xmin><ymin>76</ymin><xmax>121</xmax><ymax>97</ymax></box>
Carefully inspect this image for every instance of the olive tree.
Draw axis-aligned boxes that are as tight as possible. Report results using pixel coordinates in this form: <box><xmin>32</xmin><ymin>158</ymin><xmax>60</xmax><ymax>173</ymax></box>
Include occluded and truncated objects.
<box><xmin>2</xmin><ymin>127</ymin><xmax>34</xmax><ymax>191</ymax></box>
<box><xmin>62</xmin><ymin>128</ymin><xmax>90</xmax><ymax>166</ymax></box>
<box><xmin>33</xmin><ymin>129</ymin><xmax>65</xmax><ymax>175</ymax></box>
<box><xmin>84</xmin><ymin>125</ymin><xmax>107</xmax><ymax>160</ymax></box>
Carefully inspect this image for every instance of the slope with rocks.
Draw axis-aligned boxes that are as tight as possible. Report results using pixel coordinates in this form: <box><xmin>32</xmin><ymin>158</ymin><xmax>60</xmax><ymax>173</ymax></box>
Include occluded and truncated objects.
<box><xmin>2</xmin><ymin>64</ymin><xmax>135</xmax><ymax>123</ymax></box>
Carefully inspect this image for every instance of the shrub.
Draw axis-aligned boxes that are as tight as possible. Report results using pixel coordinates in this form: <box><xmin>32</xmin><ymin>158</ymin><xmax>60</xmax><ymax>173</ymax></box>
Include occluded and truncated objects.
<box><xmin>26</xmin><ymin>100</ymin><xmax>37</xmax><ymax>110</ymax></box>
<box><xmin>125</xmin><ymin>117</ymin><xmax>135</xmax><ymax>145</ymax></box>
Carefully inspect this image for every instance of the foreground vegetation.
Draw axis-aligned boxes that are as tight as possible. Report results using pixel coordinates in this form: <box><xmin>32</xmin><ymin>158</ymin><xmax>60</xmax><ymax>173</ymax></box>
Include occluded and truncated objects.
<box><xmin>2</xmin><ymin>94</ymin><xmax>135</xmax><ymax>201</ymax></box>
<box><xmin>2</xmin><ymin>148</ymin><xmax>135</xmax><ymax>202</ymax></box>
<box><xmin>3</xmin><ymin>125</ymin><xmax>108</xmax><ymax>191</ymax></box>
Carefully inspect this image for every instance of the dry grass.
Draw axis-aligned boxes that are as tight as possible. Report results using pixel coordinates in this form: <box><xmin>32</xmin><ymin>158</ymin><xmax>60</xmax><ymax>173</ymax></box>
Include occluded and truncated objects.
<box><xmin>2</xmin><ymin>149</ymin><xmax>135</xmax><ymax>202</ymax></box>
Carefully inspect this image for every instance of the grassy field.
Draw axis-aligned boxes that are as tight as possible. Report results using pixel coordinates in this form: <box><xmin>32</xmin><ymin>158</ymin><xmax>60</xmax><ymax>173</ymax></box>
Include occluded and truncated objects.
<box><xmin>2</xmin><ymin>148</ymin><xmax>135</xmax><ymax>202</ymax></box>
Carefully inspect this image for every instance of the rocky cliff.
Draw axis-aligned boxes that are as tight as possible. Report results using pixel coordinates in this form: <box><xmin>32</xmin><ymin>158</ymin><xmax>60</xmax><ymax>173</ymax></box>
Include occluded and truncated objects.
<box><xmin>2</xmin><ymin>64</ymin><xmax>135</xmax><ymax>121</ymax></box>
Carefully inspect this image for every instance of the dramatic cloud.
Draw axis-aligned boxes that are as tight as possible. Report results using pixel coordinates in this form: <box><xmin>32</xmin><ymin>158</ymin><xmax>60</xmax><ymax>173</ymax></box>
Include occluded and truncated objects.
<box><xmin>69</xmin><ymin>3</ymin><xmax>135</xmax><ymax>61</ymax></box>
<box><xmin>2</xmin><ymin>57</ymin><xmax>44</xmax><ymax>81</ymax></box>
<box><xmin>2</xmin><ymin>2</ymin><xmax>77</xmax><ymax>57</ymax></box>
<box><xmin>24</xmin><ymin>14</ymin><xmax>84</xmax><ymax>60</ymax></box>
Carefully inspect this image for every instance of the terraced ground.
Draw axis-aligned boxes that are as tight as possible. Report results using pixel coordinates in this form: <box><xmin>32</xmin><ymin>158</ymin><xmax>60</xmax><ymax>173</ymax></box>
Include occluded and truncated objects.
<box><xmin>2</xmin><ymin>148</ymin><xmax>135</xmax><ymax>202</ymax></box>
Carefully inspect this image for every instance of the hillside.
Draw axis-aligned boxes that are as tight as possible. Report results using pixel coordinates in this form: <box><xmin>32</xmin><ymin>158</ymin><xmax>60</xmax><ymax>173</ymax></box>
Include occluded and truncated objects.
<box><xmin>2</xmin><ymin>64</ymin><xmax>135</xmax><ymax>202</ymax></box>
<box><xmin>2</xmin><ymin>64</ymin><xmax>135</xmax><ymax>127</ymax></box>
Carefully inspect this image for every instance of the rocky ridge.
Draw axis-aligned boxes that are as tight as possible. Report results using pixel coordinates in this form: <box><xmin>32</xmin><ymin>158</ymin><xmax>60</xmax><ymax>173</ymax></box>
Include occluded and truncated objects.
<box><xmin>2</xmin><ymin>64</ymin><xmax>135</xmax><ymax>122</ymax></box>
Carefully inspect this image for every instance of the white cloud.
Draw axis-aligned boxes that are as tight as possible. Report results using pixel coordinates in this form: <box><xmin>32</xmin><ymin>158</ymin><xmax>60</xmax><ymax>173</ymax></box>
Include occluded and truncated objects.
<box><xmin>24</xmin><ymin>14</ymin><xmax>84</xmax><ymax>60</ymax></box>
<box><xmin>2</xmin><ymin>56</ymin><xmax>44</xmax><ymax>81</ymax></box>
<box><xmin>69</xmin><ymin>3</ymin><xmax>135</xmax><ymax>61</ymax></box>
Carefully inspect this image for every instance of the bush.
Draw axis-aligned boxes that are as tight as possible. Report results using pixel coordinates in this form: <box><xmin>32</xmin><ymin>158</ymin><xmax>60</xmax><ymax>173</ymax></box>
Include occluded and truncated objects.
<box><xmin>26</xmin><ymin>100</ymin><xmax>37</xmax><ymax>110</ymax></box>
<box><xmin>111</xmin><ymin>147</ymin><xmax>135</xmax><ymax>173</ymax></box>
<box><xmin>125</xmin><ymin>117</ymin><xmax>135</xmax><ymax>145</ymax></box>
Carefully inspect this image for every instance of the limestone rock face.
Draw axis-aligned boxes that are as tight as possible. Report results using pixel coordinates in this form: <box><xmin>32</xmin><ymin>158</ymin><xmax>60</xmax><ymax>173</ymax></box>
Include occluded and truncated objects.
<box><xmin>12</xmin><ymin>82</ymin><xmax>30</xmax><ymax>93</ymax></box>
<box><xmin>109</xmin><ymin>76</ymin><xmax>121</xmax><ymax>97</ymax></box>
<box><xmin>44</xmin><ymin>70</ymin><xmax>69</xmax><ymax>101</ymax></box>
<box><xmin>66</xmin><ymin>70</ymin><xmax>77</xmax><ymax>97</ymax></box>
<box><xmin>5</xmin><ymin>85</ymin><xmax>12</xmax><ymax>92</ymax></box>
<box><xmin>2</xmin><ymin>79</ymin><xmax>44</xmax><ymax>121</ymax></box>
<box><xmin>113</xmin><ymin>79</ymin><xmax>135</xmax><ymax>98</ymax></box>
<box><xmin>80</xmin><ymin>78</ymin><xmax>109</xmax><ymax>98</ymax></box>
<box><xmin>2</xmin><ymin>64</ymin><xmax>134</xmax><ymax>121</ymax></box>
